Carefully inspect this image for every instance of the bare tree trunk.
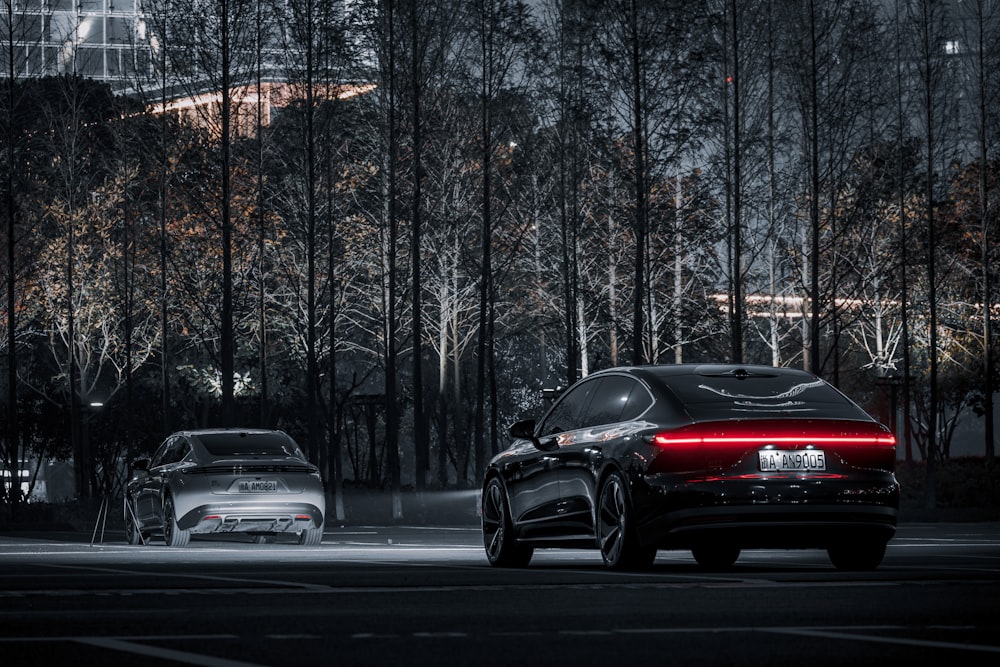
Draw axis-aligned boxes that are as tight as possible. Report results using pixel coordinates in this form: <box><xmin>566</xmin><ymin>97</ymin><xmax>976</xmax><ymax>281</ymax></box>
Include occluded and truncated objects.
<box><xmin>3</xmin><ymin>0</ymin><xmax>20</xmax><ymax>508</ymax></box>
<box><xmin>253</xmin><ymin>1</ymin><xmax>266</xmax><ymax>429</ymax></box>
<box><xmin>970</xmin><ymin>0</ymin><xmax>995</xmax><ymax>464</ymax></box>
<box><xmin>411</xmin><ymin>0</ymin><xmax>429</xmax><ymax>492</ymax></box>
<box><xmin>157</xmin><ymin>2</ymin><xmax>172</xmax><ymax>437</ymax></box>
<box><xmin>728</xmin><ymin>0</ymin><xmax>744</xmax><ymax>365</ymax></box>
<box><xmin>915</xmin><ymin>0</ymin><xmax>942</xmax><ymax>508</ymax></box>
<box><xmin>608</xmin><ymin>216</ymin><xmax>619</xmax><ymax>367</ymax></box>
<box><xmin>474</xmin><ymin>0</ymin><xmax>495</xmax><ymax>476</ymax></box>
<box><xmin>674</xmin><ymin>173</ymin><xmax>683</xmax><ymax>364</ymax></box>
<box><xmin>628</xmin><ymin>0</ymin><xmax>648</xmax><ymax>366</ymax></box>
<box><xmin>382</xmin><ymin>0</ymin><xmax>403</xmax><ymax>520</ymax></box>
<box><xmin>220</xmin><ymin>0</ymin><xmax>235</xmax><ymax>425</ymax></box>
<box><xmin>304</xmin><ymin>0</ymin><xmax>320</xmax><ymax>464</ymax></box>
<box><xmin>893</xmin><ymin>0</ymin><xmax>913</xmax><ymax>463</ymax></box>
<box><xmin>808</xmin><ymin>0</ymin><xmax>821</xmax><ymax>375</ymax></box>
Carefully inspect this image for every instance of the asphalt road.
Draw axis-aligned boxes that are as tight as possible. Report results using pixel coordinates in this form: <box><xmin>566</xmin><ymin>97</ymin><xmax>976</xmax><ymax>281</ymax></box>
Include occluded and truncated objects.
<box><xmin>1</xmin><ymin>523</ymin><xmax>999</xmax><ymax>666</ymax></box>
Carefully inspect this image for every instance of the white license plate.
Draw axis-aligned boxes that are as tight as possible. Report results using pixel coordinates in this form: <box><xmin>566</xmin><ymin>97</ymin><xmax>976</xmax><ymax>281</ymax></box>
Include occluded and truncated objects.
<box><xmin>238</xmin><ymin>480</ymin><xmax>278</xmax><ymax>493</ymax></box>
<box><xmin>758</xmin><ymin>450</ymin><xmax>826</xmax><ymax>472</ymax></box>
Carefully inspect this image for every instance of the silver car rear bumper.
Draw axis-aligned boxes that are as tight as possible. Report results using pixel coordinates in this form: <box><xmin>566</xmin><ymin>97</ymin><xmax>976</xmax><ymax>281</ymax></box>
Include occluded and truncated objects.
<box><xmin>178</xmin><ymin>502</ymin><xmax>324</xmax><ymax>534</ymax></box>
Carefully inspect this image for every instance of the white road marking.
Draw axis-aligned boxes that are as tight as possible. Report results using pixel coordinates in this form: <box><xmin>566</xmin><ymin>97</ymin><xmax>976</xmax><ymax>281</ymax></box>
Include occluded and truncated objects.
<box><xmin>34</xmin><ymin>562</ymin><xmax>335</xmax><ymax>592</ymax></box>
<box><xmin>763</xmin><ymin>627</ymin><xmax>1000</xmax><ymax>654</ymax></box>
<box><xmin>0</xmin><ymin>636</ymin><xmax>268</xmax><ymax>667</ymax></box>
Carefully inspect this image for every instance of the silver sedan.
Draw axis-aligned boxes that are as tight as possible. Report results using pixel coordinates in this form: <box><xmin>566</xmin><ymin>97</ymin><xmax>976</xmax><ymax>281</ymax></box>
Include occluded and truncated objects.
<box><xmin>124</xmin><ymin>428</ymin><xmax>325</xmax><ymax>546</ymax></box>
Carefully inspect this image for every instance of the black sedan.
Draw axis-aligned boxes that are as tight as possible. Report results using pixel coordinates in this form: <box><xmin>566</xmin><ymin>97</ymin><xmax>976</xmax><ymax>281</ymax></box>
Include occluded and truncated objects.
<box><xmin>481</xmin><ymin>364</ymin><xmax>898</xmax><ymax>571</ymax></box>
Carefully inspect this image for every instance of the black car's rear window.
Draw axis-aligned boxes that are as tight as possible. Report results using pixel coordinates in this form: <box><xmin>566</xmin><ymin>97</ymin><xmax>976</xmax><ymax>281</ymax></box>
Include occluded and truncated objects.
<box><xmin>662</xmin><ymin>371</ymin><xmax>871</xmax><ymax>421</ymax></box>
<box><xmin>197</xmin><ymin>432</ymin><xmax>304</xmax><ymax>458</ymax></box>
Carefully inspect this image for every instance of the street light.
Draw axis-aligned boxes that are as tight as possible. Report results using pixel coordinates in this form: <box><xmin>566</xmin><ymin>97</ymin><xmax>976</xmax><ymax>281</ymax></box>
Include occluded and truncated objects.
<box><xmin>77</xmin><ymin>398</ymin><xmax>105</xmax><ymax>499</ymax></box>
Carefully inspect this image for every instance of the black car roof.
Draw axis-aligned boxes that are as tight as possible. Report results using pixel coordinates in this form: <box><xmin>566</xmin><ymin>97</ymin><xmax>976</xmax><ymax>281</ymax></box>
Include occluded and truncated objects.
<box><xmin>584</xmin><ymin>364</ymin><xmax>869</xmax><ymax>422</ymax></box>
<box><xmin>592</xmin><ymin>363</ymin><xmax>817</xmax><ymax>382</ymax></box>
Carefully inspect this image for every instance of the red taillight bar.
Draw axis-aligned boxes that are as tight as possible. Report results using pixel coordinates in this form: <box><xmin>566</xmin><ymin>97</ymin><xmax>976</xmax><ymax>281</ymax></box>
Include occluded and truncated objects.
<box><xmin>653</xmin><ymin>433</ymin><xmax>896</xmax><ymax>446</ymax></box>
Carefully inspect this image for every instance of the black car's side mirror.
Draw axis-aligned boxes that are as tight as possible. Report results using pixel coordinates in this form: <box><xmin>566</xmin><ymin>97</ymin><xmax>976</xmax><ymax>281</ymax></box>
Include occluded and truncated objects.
<box><xmin>131</xmin><ymin>458</ymin><xmax>150</xmax><ymax>472</ymax></box>
<box><xmin>509</xmin><ymin>419</ymin><xmax>536</xmax><ymax>440</ymax></box>
<box><xmin>510</xmin><ymin>419</ymin><xmax>559</xmax><ymax>452</ymax></box>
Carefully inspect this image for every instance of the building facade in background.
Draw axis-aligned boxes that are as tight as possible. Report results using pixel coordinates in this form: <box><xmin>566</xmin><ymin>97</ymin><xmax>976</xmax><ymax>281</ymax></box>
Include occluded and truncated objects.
<box><xmin>2</xmin><ymin>0</ymin><xmax>151</xmax><ymax>90</ymax></box>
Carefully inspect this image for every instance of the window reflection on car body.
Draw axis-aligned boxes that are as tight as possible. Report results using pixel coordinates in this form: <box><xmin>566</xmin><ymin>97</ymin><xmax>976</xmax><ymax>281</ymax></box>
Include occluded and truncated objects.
<box><xmin>695</xmin><ymin>379</ymin><xmax>827</xmax><ymax>401</ymax></box>
<box><xmin>699</xmin><ymin>368</ymin><xmax>779</xmax><ymax>378</ymax></box>
<box><xmin>734</xmin><ymin>400</ymin><xmax>805</xmax><ymax>408</ymax></box>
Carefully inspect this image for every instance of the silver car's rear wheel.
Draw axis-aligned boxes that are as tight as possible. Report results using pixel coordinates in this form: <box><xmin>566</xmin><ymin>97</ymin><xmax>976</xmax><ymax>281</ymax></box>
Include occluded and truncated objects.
<box><xmin>163</xmin><ymin>494</ymin><xmax>190</xmax><ymax>547</ymax></box>
<box><xmin>597</xmin><ymin>473</ymin><xmax>656</xmax><ymax>570</ymax></box>
<box><xmin>297</xmin><ymin>528</ymin><xmax>323</xmax><ymax>546</ymax></box>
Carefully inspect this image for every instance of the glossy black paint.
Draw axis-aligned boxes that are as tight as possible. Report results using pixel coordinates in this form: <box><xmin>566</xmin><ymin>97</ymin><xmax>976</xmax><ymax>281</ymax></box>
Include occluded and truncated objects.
<box><xmin>481</xmin><ymin>364</ymin><xmax>900</xmax><ymax>569</ymax></box>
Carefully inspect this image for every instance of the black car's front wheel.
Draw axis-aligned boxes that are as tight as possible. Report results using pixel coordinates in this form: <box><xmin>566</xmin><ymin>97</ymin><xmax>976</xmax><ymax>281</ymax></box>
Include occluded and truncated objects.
<box><xmin>482</xmin><ymin>478</ymin><xmax>533</xmax><ymax>567</ymax></box>
<box><xmin>597</xmin><ymin>472</ymin><xmax>656</xmax><ymax>570</ymax></box>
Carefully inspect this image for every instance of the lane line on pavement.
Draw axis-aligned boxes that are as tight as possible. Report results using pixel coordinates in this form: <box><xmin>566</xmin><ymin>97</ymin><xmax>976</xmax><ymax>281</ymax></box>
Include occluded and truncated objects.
<box><xmin>763</xmin><ymin>627</ymin><xmax>1000</xmax><ymax>654</ymax></box>
<box><xmin>0</xmin><ymin>636</ymin><xmax>267</xmax><ymax>667</ymax></box>
<box><xmin>341</xmin><ymin>624</ymin><xmax>1000</xmax><ymax>653</ymax></box>
<box><xmin>35</xmin><ymin>562</ymin><xmax>336</xmax><ymax>592</ymax></box>
<box><xmin>78</xmin><ymin>637</ymin><xmax>268</xmax><ymax>667</ymax></box>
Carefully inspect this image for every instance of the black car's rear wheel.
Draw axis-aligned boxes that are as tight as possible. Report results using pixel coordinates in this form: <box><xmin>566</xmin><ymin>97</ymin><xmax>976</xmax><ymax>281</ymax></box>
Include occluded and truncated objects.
<box><xmin>482</xmin><ymin>478</ymin><xmax>533</xmax><ymax>567</ymax></box>
<box><xmin>827</xmin><ymin>539</ymin><xmax>887</xmax><ymax>571</ymax></box>
<box><xmin>163</xmin><ymin>494</ymin><xmax>190</xmax><ymax>547</ymax></box>
<box><xmin>597</xmin><ymin>473</ymin><xmax>656</xmax><ymax>570</ymax></box>
<box><xmin>123</xmin><ymin>495</ymin><xmax>144</xmax><ymax>546</ymax></box>
<box><xmin>691</xmin><ymin>543</ymin><xmax>741</xmax><ymax>570</ymax></box>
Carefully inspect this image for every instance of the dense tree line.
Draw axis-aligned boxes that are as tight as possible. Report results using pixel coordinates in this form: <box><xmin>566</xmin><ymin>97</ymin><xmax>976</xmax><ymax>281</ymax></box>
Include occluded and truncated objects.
<box><xmin>1</xmin><ymin>0</ymin><xmax>998</xmax><ymax>515</ymax></box>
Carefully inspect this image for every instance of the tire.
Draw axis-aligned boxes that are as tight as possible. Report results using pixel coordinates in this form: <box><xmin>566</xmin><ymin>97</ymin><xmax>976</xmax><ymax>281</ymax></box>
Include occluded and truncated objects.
<box><xmin>297</xmin><ymin>528</ymin><xmax>323</xmax><ymax>546</ymax></box>
<box><xmin>162</xmin><ymin>494</ymin><xmax>190</xmax><ymax>547</ymax></box>
<box><xmin>691</xmin><ymin>543</ymin><xmax>740</xmax><ymax>570</ymax></box>
<box><xmin>596</xmin><ymin>472</ymin><xmax>656</xmax><ymax>570</ymax></box>
<box><xmin>828</xmin><ymin>540</ymin><xmax>887</xmax><ymax>571</ymax></box>
<box><xmin>482</xmin><ymin>478</ymin><xmax>533</xmax><ymax>567</ymax></box>
<box><xmin>123</xmin><ymin>495</ymin><xmax>143</xmax><ymax>546</ymax></box>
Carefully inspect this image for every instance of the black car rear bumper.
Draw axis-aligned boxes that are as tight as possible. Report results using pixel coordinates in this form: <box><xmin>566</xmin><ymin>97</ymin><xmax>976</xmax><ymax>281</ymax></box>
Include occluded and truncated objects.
<box><xmin>634</xmin><ymin>474</ymin><xmax>898</xmax><ymax>549</ymax></box>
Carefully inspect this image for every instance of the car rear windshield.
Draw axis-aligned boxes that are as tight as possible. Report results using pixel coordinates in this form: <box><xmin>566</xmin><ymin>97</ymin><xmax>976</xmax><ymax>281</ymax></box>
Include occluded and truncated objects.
<box><xmin>662</xmin><ymin>371</ymin><xmax>871</xmax><ymax>421</ymax></box>
<box><xmin>197</xmin><ymin>432</ymin><xmax>304</xmax><ymax>458</ymax></box>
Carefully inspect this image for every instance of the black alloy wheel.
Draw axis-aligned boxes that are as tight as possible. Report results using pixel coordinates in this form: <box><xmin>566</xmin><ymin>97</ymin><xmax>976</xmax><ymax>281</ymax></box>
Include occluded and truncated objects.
<box><xmin>596</xmin><ymin>472</ymin><xmax>656</xmax><ymax>570</ymax></box>
<box><xmin>482</xmin><ymin>478</ymin><xmax>533</xmax><ymax>567</ymax></box>
<box><xmin>163</xmin><ymin>494</ymin><xmax>191</xmax><ymax>547</ymax></box>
